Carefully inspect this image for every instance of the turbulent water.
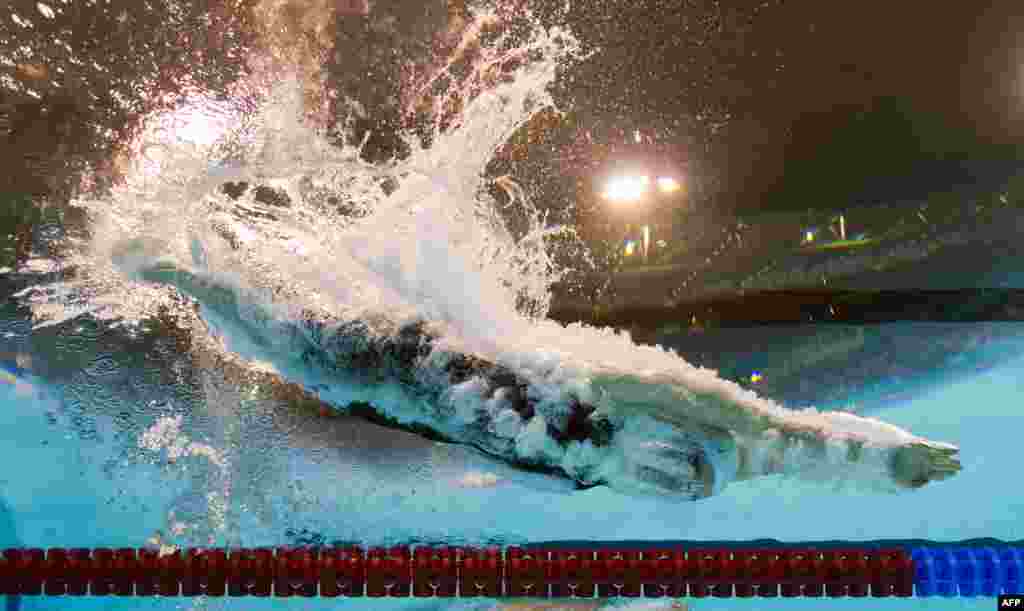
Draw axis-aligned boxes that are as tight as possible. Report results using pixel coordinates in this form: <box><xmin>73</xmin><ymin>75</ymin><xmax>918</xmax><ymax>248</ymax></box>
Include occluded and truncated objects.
<box><xmin>13</xmin><ymin>2</ymin><xmax>960</xmax><ymax>516</ymax></box>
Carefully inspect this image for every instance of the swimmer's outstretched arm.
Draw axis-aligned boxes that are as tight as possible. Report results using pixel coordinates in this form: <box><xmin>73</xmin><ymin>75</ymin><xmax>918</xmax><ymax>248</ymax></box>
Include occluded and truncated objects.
<box><xmin>592</xmin><ymin>374</ymin><xmax>962</xmax><ymax>494</ymax></box>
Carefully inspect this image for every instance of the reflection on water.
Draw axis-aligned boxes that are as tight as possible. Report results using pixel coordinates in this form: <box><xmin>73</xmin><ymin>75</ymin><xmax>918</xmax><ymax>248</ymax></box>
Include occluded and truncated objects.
<box><xmin>651</xmin><ymin>321</ymin><xmax>1024</xmax><ymax>411</ymax></box>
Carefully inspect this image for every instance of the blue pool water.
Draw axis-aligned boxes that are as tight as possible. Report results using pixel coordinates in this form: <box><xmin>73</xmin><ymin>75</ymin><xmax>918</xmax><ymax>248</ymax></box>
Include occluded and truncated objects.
<box><xmin>1</xmin><ymin>314</ymin><xmax>1021</xmax><ymax>610</ymax></box>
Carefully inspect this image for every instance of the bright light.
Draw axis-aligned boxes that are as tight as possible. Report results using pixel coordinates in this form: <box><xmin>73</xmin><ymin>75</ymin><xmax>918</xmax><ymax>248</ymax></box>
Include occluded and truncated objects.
<box><xmin>602</xmin><ymin>175</ymin><xmax>650</xmax><ymax>203</ymax></box>
<box><xmin>145</xmin><ymin>96</ymin><xmax>236</xmax><ymax>149</ymax></box>
<box><xmin>172</xmin><ymin>107</ymin><xmax>231</xmax><ymax>147</ymax></box>
<box><xmin>35</xmin><ymin>2</ymin><xmax>55</xmax><ymax>19</ymax></box>
<box><xmin>623</xmin><ymin>240</ymin><xmax>636</xmax><ymax>256</ymax></box>
<box><xmin>656</xmin><ymin>176</ymin><xmax>682</xmax><ymax>193</ymax></box>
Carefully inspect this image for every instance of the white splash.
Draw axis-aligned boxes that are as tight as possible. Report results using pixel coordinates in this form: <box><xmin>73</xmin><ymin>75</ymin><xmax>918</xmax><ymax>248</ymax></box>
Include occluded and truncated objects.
<box><xmin>63</xmin><ymin>6</ymin><xmax>580</xmax><ymax>354</ymax></box>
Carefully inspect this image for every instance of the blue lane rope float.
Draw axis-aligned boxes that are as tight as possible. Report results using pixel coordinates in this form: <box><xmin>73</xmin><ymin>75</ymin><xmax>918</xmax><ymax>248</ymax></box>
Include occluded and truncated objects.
<box><xmin>910</xmin><ymin>546</ymin><xmax>1023</xmax><ymax>598</ymax></box>
<box><xmin>0</xmin><ymin>542</ymin><xmax>1021</xmax><ymax>598</ymax></box>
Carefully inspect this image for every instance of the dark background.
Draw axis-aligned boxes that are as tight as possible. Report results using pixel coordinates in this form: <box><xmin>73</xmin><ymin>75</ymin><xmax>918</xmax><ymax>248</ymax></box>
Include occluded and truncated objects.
<box><xmin>4</xmin><ymin>0</ymin><xmax>1024</xmax><ymax>269</ymax></box>
<box><xmin>537</xmin><ymin>0</ymin><xmax>1024</xmax><ymax>214</ymax></box>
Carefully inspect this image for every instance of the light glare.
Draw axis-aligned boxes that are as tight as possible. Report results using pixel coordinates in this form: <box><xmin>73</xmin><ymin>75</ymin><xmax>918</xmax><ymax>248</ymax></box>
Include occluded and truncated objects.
<box><xmin>656</xmin><ymin>176</ymin><xmax>681</xmax><ymax>193</ymax></box>
<box><xmin>602</xmin><ymin>175</ymin><xmax>649</xmax><ymax>203</ymax></box>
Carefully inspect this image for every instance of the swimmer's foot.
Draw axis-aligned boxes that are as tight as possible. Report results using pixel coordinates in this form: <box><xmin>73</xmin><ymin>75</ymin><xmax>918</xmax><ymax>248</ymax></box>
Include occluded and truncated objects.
<box><xmin>110</xmin><ymin>237</ymin><xmax>183</xmax><ymax>283</ymax></box>
<box><xmin>890</xmin><ymin>442</ymin><xmax>961</xmax><ymax>489</ymax></box>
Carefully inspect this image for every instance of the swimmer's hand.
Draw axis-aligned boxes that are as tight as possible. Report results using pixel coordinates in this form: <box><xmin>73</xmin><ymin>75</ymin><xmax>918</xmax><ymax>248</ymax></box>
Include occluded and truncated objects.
<box><xmin>890</xmin><ymin>441</ymin><xmax>961</xmax><ymax>489</ymax></box>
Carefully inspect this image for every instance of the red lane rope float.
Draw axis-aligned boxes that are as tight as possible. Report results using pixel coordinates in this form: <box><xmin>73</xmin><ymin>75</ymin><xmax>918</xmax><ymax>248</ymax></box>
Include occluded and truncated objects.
<box><xmin>0</xmin><ymin>546</ymin><xmax>914</xmax><ymax>598</ymax></box>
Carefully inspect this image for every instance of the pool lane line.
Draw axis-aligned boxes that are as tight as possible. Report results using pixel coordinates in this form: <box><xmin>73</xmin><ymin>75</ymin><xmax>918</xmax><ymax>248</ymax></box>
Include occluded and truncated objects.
<box><xmin>0</xmin><ymin>544</ymin><xmax>1020</xmax><ymax>598</ymax></box>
